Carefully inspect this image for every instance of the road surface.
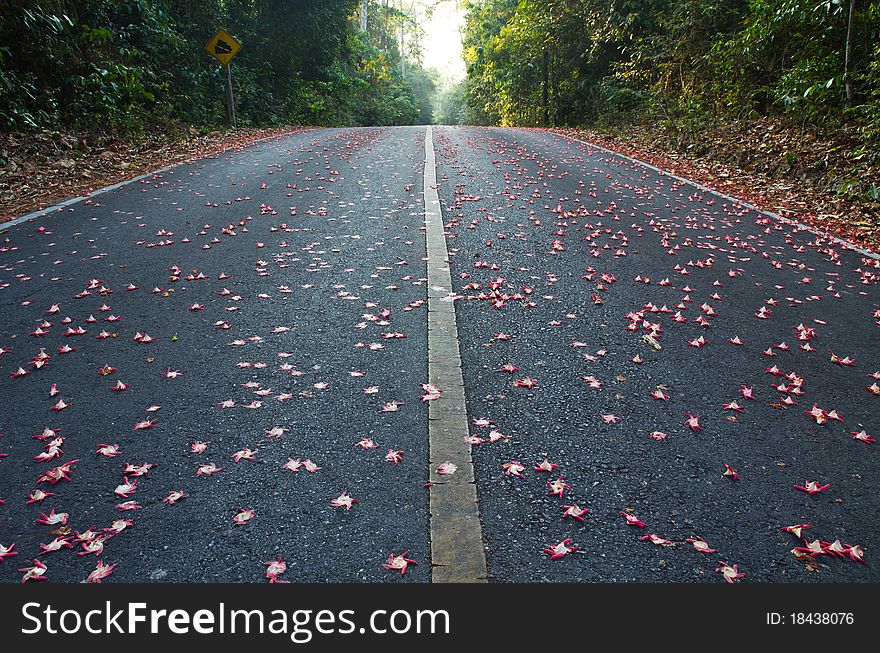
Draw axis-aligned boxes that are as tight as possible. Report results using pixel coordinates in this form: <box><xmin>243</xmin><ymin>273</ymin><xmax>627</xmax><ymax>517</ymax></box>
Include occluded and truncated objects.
<box><xmin>0</xmin><ymin>126</ymin><xmax>877</xmax><ymax>583</ymax></box>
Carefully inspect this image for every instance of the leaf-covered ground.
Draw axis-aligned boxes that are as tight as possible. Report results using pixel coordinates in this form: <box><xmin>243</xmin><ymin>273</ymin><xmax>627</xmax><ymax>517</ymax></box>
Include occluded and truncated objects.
<box><xmin>555</xmin><ymin>118</ymin><xmax>879</xmax><ymax>254</ymax></box>
<box><xmin>435</xmin><ymin>125</ymin><xmax>878</xmax><ymax>582</ymax></box>
<box><xmin>5</xmin><ymin>117</ymin><xmax>876</xmax><ymax>258</ymax></box>
<box><xmin>0</xmin><ymin>126</ymin><xmax>432</xmax><ymax>583</ymax></box>
<box><xmin>0</xmin><ymin>127</ymin><xmax>308</xmax><ymax>223</ymax></box>
<box><xmin>0</xmin><ymin>125</ymin><xmax>877</xmax><ymax>583</ymax></box>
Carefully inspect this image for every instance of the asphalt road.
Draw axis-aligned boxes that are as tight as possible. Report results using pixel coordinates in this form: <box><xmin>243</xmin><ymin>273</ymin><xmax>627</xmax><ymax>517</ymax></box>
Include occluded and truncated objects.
<box><xmin>0</xmin><ymin>125</ymin><xmax>877</xmax><ymax>583</ymax></box>
<box><xmin>434</xmin><ymin>126</ymin><xmax>879</xmax><ymax>583</ymax></box>
<box><xmin>0</xmin><ymin>127</ymin><xmax>431</xmax><ymax>583</ymax></box>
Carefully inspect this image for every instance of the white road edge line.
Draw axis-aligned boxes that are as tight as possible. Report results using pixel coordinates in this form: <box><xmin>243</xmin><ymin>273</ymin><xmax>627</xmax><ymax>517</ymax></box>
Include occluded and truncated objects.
<box><xmin>424</xmin><ymin>125</ymin><xmax>488</xmax><ymax>583</ymax></box>
<box><xmin>554</xmin><ymin>130</ymin><xmax>880</xmax><ymax>261</ymax></box>
<box><xmin>0</xmin><ymin>128</ymin><xmax>315</xmax><ymax>233</ymax></box>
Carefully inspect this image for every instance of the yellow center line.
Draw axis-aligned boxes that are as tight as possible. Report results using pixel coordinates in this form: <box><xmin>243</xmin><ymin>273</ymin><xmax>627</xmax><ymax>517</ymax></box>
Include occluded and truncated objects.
<box><xmin>423</xmin><ymin>125</ymin><xmax>488</xmax><ymax>583</ymax></box>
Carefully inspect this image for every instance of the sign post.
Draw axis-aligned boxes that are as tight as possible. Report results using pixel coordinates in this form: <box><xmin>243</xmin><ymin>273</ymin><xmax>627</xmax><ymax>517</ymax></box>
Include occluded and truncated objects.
<box><xmin>206</xmin><ymin>28</ymin><xmax>242</xmax><ymax>128</ymax></box>
<box><xmin>225</xmin><ymin>63</ymin><xmax>236</xmax><ymax>128</ymax></box>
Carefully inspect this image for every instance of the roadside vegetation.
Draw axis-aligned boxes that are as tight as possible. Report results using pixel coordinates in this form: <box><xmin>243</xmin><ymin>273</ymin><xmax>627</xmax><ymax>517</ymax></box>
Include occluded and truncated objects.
<box><xmin>449</xmin><ymin>0</ymin><xmax>879</xmax><ymax>246</ymax></box>
<box><xmin>0</xmin><ymin>0</ymin><xmax>439</xmax><ymax>219</ymax></box>
<box><xmin>0</xmin><ymin>0</ymin><xmax>435</xmax><ymax>133</ymax></box>
<box><xmin>1</xmin><ymin>1</ymin><xmax>877</xmax><ymax>246</ymax></box>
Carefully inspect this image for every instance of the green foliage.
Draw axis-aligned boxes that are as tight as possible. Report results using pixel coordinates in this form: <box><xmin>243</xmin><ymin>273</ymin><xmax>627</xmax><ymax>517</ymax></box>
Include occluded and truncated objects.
<box><xmin>406</xmin><ymin>67</ymin><xmax>438</xmax><ymax>124</ymax></box>
<box><xmin>0</xmin><ymin>0</ymin><xmax>435</xmax><ymax>132</ymax></box>
<box><xmin>462</xmin><ymin>0</ymin><xmax>880</xmax><ymax>134</ymax></box>
<box><xmin>435</xmin><ymin>80</ymin><xmax>467</xmax><ymax>124</ymax></box>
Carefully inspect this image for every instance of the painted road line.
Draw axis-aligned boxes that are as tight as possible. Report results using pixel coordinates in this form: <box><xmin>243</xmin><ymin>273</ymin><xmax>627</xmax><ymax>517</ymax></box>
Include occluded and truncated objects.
<box><xmin>423</xmin><ymin>125</ymin><xmax>488</xmax><ymax>583</ymax></box>
<box><xmin>555</xmin><ymin>130</ymin><xmax>879</xmax><ymax>261</ymax></box>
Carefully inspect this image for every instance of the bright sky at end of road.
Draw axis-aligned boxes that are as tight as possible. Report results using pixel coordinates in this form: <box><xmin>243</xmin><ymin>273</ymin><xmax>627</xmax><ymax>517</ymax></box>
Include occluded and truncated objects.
<box><xmin>420</xmin><ymin>0</ymin><xmax>465</xmax><ymax>86</ymax></box>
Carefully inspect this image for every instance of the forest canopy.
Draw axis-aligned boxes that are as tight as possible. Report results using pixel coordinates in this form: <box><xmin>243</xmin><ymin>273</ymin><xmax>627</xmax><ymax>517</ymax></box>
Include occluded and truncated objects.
<box><xmin>458</xmin><ymin>0</ymin><xmax>880</xmax><ymax>136</ymax></box>
<box><xmin>1</xmin><ymin>0</ymin><xmax>878</xmax><ymax>158</ymax></box>
<box><xmin>0</xmin><ymin>0</ymin><xmax>437</xmax><ymax>132</ymax></box>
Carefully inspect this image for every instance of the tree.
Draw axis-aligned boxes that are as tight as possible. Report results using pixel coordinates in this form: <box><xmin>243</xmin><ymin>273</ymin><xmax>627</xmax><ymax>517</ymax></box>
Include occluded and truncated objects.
<box><xmin>461</xmin><ymin>0</ymin><xmax>880</xmax><ymax>130</ymax></box>
<box><xmin>0</xmin><ymin>0</ymin><xmax>437</xmax><ymax>132</ymax></box>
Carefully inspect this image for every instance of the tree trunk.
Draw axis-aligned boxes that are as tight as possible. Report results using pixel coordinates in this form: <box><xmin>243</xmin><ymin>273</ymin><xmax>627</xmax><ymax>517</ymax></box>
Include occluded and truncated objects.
<box><xmin>844</xmin><ymin>0</ymin><xmax>856</xmax><ymax>106</ymax></box>
<box><xmin>226</xmin><ymin>63</ymin><xmax>236</xmax><ymax>128</ymax></box>
<box><xmin>400</xmin><ymin>24</ymin><xmax>407</xmax><ymax>79</ymax></box>
<box><xmin>542</xmin><ymin>48</ymin><xmax>549</xmax><ymax>127</ymax></box>
<box><xmin>360</xmin><ymin>0</ymin><xmax>368</xmax><ymax>32</ymax></box>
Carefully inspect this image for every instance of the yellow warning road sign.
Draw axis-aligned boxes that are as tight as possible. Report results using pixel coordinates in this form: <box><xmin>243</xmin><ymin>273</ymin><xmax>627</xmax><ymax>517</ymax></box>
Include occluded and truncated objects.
<box><xmin>206</xmin><ymin>28</ymin><xmax>241</xmax><ymax>65</ymax></box>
